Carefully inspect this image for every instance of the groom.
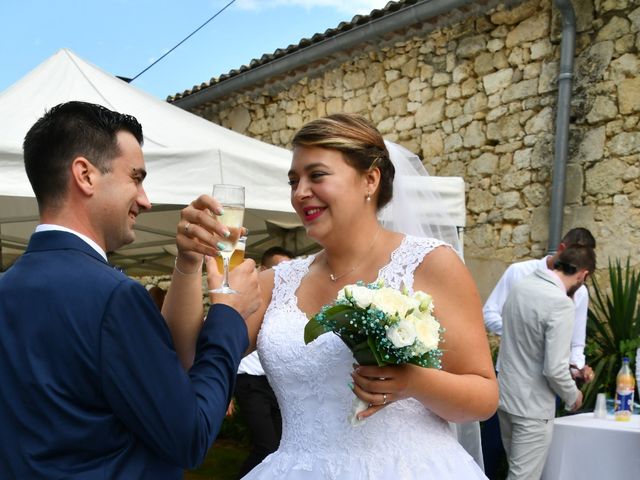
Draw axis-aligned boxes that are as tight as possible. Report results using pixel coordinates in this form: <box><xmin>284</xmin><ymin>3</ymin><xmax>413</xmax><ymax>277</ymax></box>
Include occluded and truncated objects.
<box><xmin>0</xmin><ymin>101</ymin><xmax>260</xmax><ymax>479</ymax></box>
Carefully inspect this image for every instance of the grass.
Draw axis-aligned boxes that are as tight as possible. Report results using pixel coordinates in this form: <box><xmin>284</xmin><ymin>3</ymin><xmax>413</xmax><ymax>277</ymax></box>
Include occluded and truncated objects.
<box><xmin>184</xmin><ymin>439</ymin><xmax>249</xmax><ymax>480</ymax></box>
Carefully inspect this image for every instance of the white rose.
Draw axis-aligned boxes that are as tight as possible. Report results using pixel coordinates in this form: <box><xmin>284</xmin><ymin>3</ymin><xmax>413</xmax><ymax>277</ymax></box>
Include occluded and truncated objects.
<box><xmin>347</xmin><ymin>285</ymin><xmax>375</xmax><ymax>309</ymax></box>
<box><xmin>386</xmin><ymin>318</ymin><xmax>417</xmax><ymax>348</ymax></box>
<box><xmin>372</xmin><ymin>288</ymin><xmax>418</xmax><ymax>318</ymax></box>
<box><xmin>413</xmin><ymin>290</ymin><xmax>434</xmax><ymax>313</ymax></box>
<box><xmin>411</xmin><ymin>314</ymin><xmax>441</xmax><ymax>352</ymax></box>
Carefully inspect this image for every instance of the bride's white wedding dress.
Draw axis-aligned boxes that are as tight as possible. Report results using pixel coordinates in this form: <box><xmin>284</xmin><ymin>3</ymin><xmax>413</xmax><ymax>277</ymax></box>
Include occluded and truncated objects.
<box><xmin>244</xmin><ymin>236</ymin><xmax>487</xmax><ymax>479</ymax></box>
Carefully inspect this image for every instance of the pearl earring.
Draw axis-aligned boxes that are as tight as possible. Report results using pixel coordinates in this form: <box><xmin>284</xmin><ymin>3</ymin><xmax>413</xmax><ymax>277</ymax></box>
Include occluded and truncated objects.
<box><xmin>366</xmin><ymin>193</ymin><xmax>371</xmax><ymax>202</ymax></box>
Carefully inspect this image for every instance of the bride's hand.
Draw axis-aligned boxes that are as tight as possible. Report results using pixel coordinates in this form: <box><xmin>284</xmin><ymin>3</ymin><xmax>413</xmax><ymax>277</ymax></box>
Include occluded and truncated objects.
<box><xmin>350</xmin><ymin>364</ymin><xmax>416</xmax><ymax>420</ymax></box>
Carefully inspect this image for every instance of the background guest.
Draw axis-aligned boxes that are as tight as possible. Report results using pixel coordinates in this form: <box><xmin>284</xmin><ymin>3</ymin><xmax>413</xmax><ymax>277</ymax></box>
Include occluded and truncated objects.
<box><xmin>480</xmin><ymin>227</ymin><xmax>596</xmax><ymax>478</ymax></box>
<box><xmin>497</xmin><ymin>245</ymin><xmax>595</xmax><ymax>479</ymax></box>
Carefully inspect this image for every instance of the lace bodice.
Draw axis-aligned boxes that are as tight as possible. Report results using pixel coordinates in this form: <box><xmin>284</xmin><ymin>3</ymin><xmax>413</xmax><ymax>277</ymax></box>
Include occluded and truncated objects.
<box><xmin>250</xmin><ymin>236</ymin><xmax>486</xmax><ymax>479</ymax></box>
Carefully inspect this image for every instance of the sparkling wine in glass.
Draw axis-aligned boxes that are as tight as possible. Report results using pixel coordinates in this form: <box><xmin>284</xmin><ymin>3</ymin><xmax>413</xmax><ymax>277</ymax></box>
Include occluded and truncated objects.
<box><xmin>210</xmin><ymin>184</ymin><xmax>245</xmax><ymax>294</ymax></box>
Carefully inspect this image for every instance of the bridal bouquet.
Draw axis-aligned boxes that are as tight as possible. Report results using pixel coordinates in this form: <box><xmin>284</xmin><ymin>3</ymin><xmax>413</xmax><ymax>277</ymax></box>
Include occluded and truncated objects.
<box><xmin>304</xmin><ymin>281</ymin><xmax>444</xmax><ymax>424</ymax></box>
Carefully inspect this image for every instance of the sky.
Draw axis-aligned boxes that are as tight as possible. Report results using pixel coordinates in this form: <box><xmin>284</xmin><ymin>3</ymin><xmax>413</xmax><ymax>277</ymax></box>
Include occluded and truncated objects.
<box><xmin>1</xmin><ymin>0</ymin><xmax>391</xmax><ymax>100</ymax></box>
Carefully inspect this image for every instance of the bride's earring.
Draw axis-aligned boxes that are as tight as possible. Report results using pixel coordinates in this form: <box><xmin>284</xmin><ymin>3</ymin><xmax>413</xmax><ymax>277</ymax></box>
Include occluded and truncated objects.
<box><xmin>365</xmin><ymin>192</ymin><xmax>371</xmax><ymax>202</ymax></box>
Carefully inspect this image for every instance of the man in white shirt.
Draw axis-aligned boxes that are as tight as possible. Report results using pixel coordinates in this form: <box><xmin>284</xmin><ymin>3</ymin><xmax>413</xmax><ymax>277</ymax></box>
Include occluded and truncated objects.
<box><xmin>481</xmin><ymin>227</ymin><xmax>595</xmax><ymax>479</ymax></box>
<box><xmin>484</xmin><ymin>227</ymin><xmax>596</xmax><ymax>381</ymax></box>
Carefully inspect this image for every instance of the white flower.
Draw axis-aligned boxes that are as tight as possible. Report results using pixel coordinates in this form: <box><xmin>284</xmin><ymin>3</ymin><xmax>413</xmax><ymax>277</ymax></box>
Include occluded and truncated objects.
<box><xmin>410</xmin><ymin>313</ymin><xmax>441</xmax><ymax>352</ymax></box>
<box><xmin>346</xmin><ymin>285</ymin><xmax>375</xmax><ymax>309</ymax></box>
<box><xmin>413</xmin><ymin>290</ymin><xmax>434</xmax><ymax>313</ymax></box>
<box><xmin>372</xmin><ymin>287</ymin><xmax>419</xmax><ymax>318</ymax></box>
<box><xmin>386</xmin><ymin>318</ymin><xmax>418</xmax><ymax>348</ymax></box>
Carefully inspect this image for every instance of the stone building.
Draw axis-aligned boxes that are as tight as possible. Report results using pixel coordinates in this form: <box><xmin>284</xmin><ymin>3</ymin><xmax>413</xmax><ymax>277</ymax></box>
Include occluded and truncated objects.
<box><xmin>170</xmin><ymin>0</ymin><xmax>640</xmax><ymax>299</ymax></box>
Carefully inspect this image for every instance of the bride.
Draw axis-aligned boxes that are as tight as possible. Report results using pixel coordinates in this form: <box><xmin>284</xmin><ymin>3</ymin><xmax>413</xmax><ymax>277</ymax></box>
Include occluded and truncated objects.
<box><xmin>164</xmin><ymin>114</ymin><xmax>497</xmax><ymax>478</ymax></box>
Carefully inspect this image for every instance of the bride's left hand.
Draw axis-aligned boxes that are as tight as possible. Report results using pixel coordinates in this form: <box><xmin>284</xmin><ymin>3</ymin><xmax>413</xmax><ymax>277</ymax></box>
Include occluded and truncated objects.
<box><xmin>350</xmin><ymin>364</ymin><xmax>417</xmax><ymax>420</ymax></box>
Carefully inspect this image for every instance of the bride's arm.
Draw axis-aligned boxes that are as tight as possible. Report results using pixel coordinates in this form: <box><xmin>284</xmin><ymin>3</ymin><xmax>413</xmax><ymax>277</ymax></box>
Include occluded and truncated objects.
<box><xmin>162</xmin><ymin>195</ymin><xmax>269</xmax><ymax>370</ymax></box>
<box><xmin>352</xmin><ymin>246</ymin><xmax>498</xmax><ymax>423</ymax></box>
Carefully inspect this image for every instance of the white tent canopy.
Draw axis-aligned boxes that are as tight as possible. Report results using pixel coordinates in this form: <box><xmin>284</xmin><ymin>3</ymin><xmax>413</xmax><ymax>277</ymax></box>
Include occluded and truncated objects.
<box><xmin>0</xmin><ymin>49</ymin><xmax>466</xmax><ymax>274</ymax></box>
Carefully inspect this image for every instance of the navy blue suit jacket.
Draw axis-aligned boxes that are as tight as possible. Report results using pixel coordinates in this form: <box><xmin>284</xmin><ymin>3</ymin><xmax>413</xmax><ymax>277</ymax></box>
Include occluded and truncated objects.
<box><xmin>0</xmin><ymin>231</ymin><xmax>248</xmax><ymax>479</ymax></box>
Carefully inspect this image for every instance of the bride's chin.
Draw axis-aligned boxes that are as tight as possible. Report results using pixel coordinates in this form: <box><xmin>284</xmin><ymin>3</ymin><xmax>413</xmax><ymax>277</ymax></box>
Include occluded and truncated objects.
<box><xmin>304</xmin><ymin>224</ymin><xmax>329</xmax><ymax>243</ymax></box>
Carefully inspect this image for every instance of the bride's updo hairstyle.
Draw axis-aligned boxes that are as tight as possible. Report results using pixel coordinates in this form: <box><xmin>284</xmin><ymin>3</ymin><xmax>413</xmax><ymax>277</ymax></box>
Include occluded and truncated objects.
<box><xmin>291</xmin><ymin>114</ymin><xmax>395</xmax><ymax>210</ymax></box>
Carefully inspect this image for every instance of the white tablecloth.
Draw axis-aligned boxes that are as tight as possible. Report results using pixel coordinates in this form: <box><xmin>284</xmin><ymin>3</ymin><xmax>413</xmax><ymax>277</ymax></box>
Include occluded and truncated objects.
<box><xmin>542</xmin><ymin>413</ymin><xmax>640</xmax><ymax>479</ymax></box>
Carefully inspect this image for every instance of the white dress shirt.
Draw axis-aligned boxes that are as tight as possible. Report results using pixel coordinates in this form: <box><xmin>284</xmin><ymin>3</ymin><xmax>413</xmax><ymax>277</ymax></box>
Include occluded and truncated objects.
<box><xmin>237</xmin><ymin>351</ymin><xmax>265</xmax><ymax>376</ymax></box>
<box><xmin>35</xmin><ymin>224</ymin><xmax>108</xmax><ymax>261</ymax></box>
<box><xmin>483</xmin><ymin>256</ymin><xmax>588</xmax><ymax>369</ymax></box>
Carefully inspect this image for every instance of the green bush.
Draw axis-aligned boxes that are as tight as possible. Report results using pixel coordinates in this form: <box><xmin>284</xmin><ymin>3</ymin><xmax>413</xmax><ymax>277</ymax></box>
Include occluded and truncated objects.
<box><xmin>583</xmin><ymin>258</ymin><xmax>640</xmax><ymax>409</ymax></box>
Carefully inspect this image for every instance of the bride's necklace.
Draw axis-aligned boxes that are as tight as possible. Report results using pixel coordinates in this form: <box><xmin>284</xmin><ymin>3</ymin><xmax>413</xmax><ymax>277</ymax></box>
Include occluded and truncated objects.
<box><xmin>326</xmin><ymin>228</ymin><xmax>381</xmax><ymax>282</ymax></box>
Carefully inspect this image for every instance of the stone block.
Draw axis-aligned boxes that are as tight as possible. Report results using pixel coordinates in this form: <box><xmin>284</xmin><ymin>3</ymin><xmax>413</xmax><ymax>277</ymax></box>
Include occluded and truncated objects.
<box><xmin>453</xmin><ymin>114</ymin><xmax>473</xmax><ymax>130</ymax></box>
<box><xmin>344</xmin><ymin>71</ymin><xmax>366</xmax><ymax>90</ymax></box>
<box><xmin>525</xmin><ymin>106</ymin><xmax>553</xmax><ymax>134</ymax></box>
<box><xmin>227</xmin><ymin>106</ymin><xmax>251</xmax><ymax>133</ymax></box>
<box><xmin>487</xmin><ymin>105</ymin><xmax>509</xmax><ymax>122</ymax></box>
<box><xmin>491</xmin><ymin>1</ymin><xmax>541</xmax><ymax>25</ymax></box>
<box><xmin>573</xmin><ymin>126</ymin><xmax>606</xmax><ymax>163</ymax></box>
<box><xmin>389</xmin><ymin>77</ymin><xmax>410</xmax><ymax>98</ymax></box>
<box><xmin>618</xmin><ymin>77</ymin><xmax>640</xmax><ymax>113</ymax></box>
<box><xmin>463</xmin><ymin>121</ymin><xmax>486</xmax><ymax>148</ymax></box>
<box><xmin>512</xmin><ymin>224</ymin><xmax>530</xmax><ymax>244</ymax></box>
<box><xmin>609</xmin><ymin>53</ymin><xmax>640</xmax><ymax>82</ymax></box>
<box><xmin>630</xmin><ymin>6</ymin><xmax>640</xmax><ymax>32</ymax></box>
<box><xmin>415</xmin><ymin>98</ymin><xmax>445</xmax><ymax>127</ymax></box>
<box><xmin>586</xmin><ymin>96</ymin><xmax>618</xmax><ymax>123</ymax></box>
<box><xmin>456</xmin><ymin>35</ymin><xmax>487</xmax><ymax>58</ymax></box>
<box><xmin>474</xmin><ymin>52</ymin><xmax>495</xmax><ymax>75</ymax></box>
<box><xmin>344</xmin><ymin>94</ymin><xmax>369</xmax><ymax>114</ymax></box>
<box><xmin>469</xmin><ymin>152</ymin><xmax>499</xmax><ymax>176</ymax></box>
<box><xmin>608</xmin><ymin>131</ymin><xmax>640</xmax><ymax>155</ymax></box>
<box><xmin>487</xmin><ymin>38</ymin><xmax>504</xmax><ymax>53</ymax></box>
<box><xmin>388</xmin><ymin>97</ymin><xmax>408</xmax><ymax>116</ymax></box>
<box><xmin>444</xmin><ymin>133</ymin><xmax>463</xmax><ymax>152</ymax></box>
<box><xmin>496</xmin><ymin>191</ymin><xmax>521</xmax><ymax>209</ymax></box>
<box><xmin>377</xmin><ymin>117</ymin><xmax>395</xmax><ymax>134</ymax></box>
<box><xmin>432</xmin><ymin>72</ymin><xmax>451</xmax><ymax>87</ymax></box>
<box><xmin>585</xmin><ymin>158</ymin><xmax>628</xmax><ymax>195</ymax></box>
<box><xmin>421</xmin><ymin>131</ymin><xmax>444</xmax><ymax>159</ymax></box>
<box><xmin>487</xmin><ymin>113</ymin><xmax>522</xmax><ymax>141</ymax></box>
<box><xmin>463</xmin><ymin>92</ymin><xmax>488</xmax><ymax>114</ymax></box>
<box><xmin>523</xmin><ymin>183</ymin><xmax>547</xmax><ymax>206</ymax></box>
<box><xmin>506</xmin><ymin>13</ymin><xmax>550</xmax><ymax>48</ymax></box>
<box><xmin>531</xmin><ymin>38</ymin><xmax>553</xmax><ymax>60</ymax></box>
<box><xmin>446</xmin><ymin>101</ymin><xmax>463</xmax><ymax>118</ymax></box>
<box><xmin>514</xmin><ymin>148</ymin><xmax>532</xmax><ymax>169</ymax></box>
<box><xmin>565</xmin><ymin>163</ymin><xmax>585</xmax><ymax>204</ymax></box>
<box><xmin>502</xmin><ymin>78</ymin><xmax>539</xmax><ymax>103</ymax></box>
<box><xmin>468</xmin><ymin>189</ymin><xmax>495</xmax><ymax>213</ymax></box>
<box><xmin>574</xmin><ymin>41</ymin><xmax>614</xmax><ymax>91</ymax></box>
<box><xmin>483</xmin><ymin>68</ymin><xmax>513</xmax><ymax>95</ymax></box>
<box><xmin>326</xmin><ymin>97</ymin><xmax>343</xmax><ymax>115</ymax></box>
<box><xmin>596</xmin><ymin>16</ymin><xmax>631</xmax><ymax>42</ymax></box>
<box><xmin>369</xmin><ymin>81</ymin><xmax>388</xmax><ymax>105</ymax></box>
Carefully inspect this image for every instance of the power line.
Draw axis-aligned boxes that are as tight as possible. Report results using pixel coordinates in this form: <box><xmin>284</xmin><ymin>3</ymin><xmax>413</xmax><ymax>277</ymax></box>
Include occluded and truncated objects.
<box><xmin>130</xmin><ymin>0</ymin><xmax>237</xmax><ymax>82</ymax></box>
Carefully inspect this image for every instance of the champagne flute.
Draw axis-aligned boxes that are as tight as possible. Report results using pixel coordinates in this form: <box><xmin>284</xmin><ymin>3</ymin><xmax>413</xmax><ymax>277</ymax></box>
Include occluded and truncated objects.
<box><xmin>210</xmin><ymin>184</ymin><xmax>245</xmax><ymax>294</ymax></box>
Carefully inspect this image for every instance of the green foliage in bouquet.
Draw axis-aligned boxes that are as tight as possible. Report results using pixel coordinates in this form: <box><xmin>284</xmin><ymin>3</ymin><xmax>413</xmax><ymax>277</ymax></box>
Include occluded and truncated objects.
<box><xmin>583</xmin><ymin>258</ymin><xmax>640</xmax><ymax>409</ymax></box>
<box><xmin>304</xmin><ymin>281</ymin><xmax>443</xmax><ymax>368</ymax></box>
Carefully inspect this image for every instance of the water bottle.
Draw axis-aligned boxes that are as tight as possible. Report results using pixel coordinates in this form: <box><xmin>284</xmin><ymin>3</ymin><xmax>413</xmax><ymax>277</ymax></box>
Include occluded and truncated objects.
<box><xmin>614</xmin><ymin>357</ymin><xmax>635</xmax><ymax>421</ymax></box>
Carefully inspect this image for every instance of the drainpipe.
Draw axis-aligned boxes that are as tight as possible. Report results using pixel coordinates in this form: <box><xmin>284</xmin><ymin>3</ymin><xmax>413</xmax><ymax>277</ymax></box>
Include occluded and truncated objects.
<box><xmin>548</xmin><ymin>0</ymin><xmax>576</xmax><ymax>254</ymax></box>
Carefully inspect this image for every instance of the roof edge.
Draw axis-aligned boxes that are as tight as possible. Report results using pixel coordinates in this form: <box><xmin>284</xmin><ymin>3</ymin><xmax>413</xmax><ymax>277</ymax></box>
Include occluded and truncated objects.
<box><xmin>170</xmin><ymin>0</ymin><xmax>480</xmax><ymax>109</ymax></box>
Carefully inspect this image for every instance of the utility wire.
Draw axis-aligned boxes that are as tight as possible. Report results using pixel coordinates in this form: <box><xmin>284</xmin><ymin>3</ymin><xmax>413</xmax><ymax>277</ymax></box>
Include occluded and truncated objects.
<box><xmin>130</xmin><ymin>0</ymin><xmax>237</xmax><ymax>82</ymax></box>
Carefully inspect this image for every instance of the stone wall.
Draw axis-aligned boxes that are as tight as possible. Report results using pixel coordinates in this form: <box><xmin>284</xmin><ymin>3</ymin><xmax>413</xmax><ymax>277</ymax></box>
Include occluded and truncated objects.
<box><xmin>192</xmin><ymin>0</ymin><xmax>640</xmax><ymax>299</ymax></box>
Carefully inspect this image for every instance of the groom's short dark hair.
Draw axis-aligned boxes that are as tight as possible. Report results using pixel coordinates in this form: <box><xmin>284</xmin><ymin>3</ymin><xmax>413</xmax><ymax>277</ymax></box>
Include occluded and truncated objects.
<box><xmin>23</xmin><ymin>101</ymin><xmax>143</xmax><ymax>212</ymax></box>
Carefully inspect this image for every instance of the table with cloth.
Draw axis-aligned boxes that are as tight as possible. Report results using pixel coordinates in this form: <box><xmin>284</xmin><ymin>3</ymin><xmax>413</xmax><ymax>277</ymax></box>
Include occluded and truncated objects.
<box><xmin>541</xmin><ymin>413</ymin><xmax>640</xmax><ymax>479</ymax></box>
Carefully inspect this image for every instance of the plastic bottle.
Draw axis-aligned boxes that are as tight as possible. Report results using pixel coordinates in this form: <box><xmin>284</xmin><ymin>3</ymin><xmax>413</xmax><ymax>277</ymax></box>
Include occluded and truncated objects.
<box><xmin>614</xmin><ymin>357</ymin><xmax>635</xmax><ymax>421</ymax></box>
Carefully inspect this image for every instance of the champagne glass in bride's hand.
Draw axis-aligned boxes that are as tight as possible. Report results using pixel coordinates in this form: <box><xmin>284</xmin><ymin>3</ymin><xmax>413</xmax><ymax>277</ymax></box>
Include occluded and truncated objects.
<box><xmin>210</xmin><ymin>184</ymin><xmax>245</xmax><ymax>294</ymax></box>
